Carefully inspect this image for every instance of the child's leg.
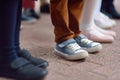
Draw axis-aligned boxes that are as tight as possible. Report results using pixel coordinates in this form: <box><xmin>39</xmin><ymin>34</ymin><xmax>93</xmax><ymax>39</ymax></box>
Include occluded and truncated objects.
<box><xmin>50</xmin><ymin>0</ymin><xmax>74</xmax><ymax>43</ymax></box>
<box><xmin>0</xmin><ymin>0</ymin><xmax>19</xmax><ymax>62</ymax></box>
<box><xmin>101</xmin><ymin>0</ymin><xmax>120</xmax><ymax>19</ymax></box>
<box><xmin>15</xmin><ymin>0</ymin><xmax>22</xmax><ymax>52</ymax></box>
<box><xmin>80</xmin><ymin>0</ymin><xmax>114</xmax><ymax>42</ymax></box>
<box><xmin>50</xmin><ymin>0</ymin><xmax>88</xmax><ymax>60</ymax></box>
<box><xmin>68</xmin><ymin>0</ymin><xmax>102</xmax><ymax>53</ymax></box>
<box><xmin>68</xmin><ymin>0</ymin><xmax>84</xmax><ymax>37</ymax></box>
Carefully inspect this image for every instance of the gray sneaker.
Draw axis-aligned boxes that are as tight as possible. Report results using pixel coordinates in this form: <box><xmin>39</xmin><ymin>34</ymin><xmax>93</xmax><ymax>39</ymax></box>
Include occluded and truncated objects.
<box><xmin>74</xmin><ymin>34</ymin><xmax>102</xmax><ymax>53</ymax></box>
<box><xmin>55</xmin><ymin>39</ymin><xmax>89</xmax><ymax>60</ymax></box>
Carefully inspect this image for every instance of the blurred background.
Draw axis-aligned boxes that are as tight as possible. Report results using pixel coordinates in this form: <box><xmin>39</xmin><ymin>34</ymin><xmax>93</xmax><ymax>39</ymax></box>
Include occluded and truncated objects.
<box><xmin>1</xmin><ymin>0</ymin><xmax>120</xmax><ymax>80</ymax></box>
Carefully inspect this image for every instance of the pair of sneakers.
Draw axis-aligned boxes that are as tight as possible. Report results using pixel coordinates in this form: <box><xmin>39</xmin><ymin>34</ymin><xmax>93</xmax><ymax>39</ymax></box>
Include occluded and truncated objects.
<box><xmin>55</xmin><ymin>34</ymin><xmax>102</xmax><ymax>60</ymax></box>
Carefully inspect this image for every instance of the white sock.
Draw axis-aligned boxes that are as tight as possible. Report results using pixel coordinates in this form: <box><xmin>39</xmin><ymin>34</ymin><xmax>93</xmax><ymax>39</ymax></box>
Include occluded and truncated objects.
<box><xmin>80</xmin><ymin>0</ymin><xmax>101</xmax><ymax>30</ymax></box>
<box><xmin>94</xmin><ymin>0</ymin><xmax>102</xmax><ymax>16</ymax></box>
<box><xmin>35</xmin><ymin>0</ymin><xmax>41</xmax><ymax>14</ymax></box>
<box><xmin>80</xmin><ymin>0</ymin><xmax>103</xmax><ymax>36</ymax></box>
<box><xmin>80</xmin><ymin>0</ymin><xmax>115</xmax><ymax>43</ymax></box>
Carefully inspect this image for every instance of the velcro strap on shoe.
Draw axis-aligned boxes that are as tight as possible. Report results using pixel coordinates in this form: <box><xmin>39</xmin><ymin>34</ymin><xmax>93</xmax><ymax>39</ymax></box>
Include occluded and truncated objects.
<box><xmin>11</xmin><ymin>58</ymin><xmax>30</xmax><ymax>69</ymax></box>
<box><xmin>58</xmin><ymin>39</ymin><xmax>76</xmax><ymax>47</ymax></box>
<box><xmin>78</xmin><ymin>34</ymin><xmax>87</xmax><ymax>39</ymax></box>
<box><xmin>19</xmin><ymin>49</ymin><xmax>32</xmax><ymax>60</ymax></box>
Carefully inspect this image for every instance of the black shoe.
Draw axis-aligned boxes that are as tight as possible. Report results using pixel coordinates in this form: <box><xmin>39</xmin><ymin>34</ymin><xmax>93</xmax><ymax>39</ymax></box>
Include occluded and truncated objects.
<box><xmin>29</xmin><ymin>9</ymin><xmax>40</xmax><ymax>19</ymax></box>
<box><xmin>40</xmin><ymin>3</ymin><xmax>50</xmax><ymax>13</ymax></box>
<box><xmin>17</xmin><ymin>49</ymin><xmax>49</xmax><ymax>68</ymax></box>
<box><xmin>0</xmin><ymin>58</ymin><xmax>48</xmax><ymax>80</ymax></box>
<box><xmin>101</xmin><ymin>6</ymin><xmax>120</xmax><ymax>19</ymax></box>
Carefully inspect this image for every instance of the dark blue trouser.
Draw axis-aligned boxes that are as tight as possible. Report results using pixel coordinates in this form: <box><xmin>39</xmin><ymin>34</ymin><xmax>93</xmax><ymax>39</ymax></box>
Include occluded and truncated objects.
<box><xmin>0</xmin><ymin>0</ymin><xmax>22</xmax><ymax>61</ymax></box>
<box><xmin>101</xmin><ymin>0</ymin><xmax>114</xmax><ymax>9</ymax></box>
<box><xmin>15</xmin><ymin>0</ymin><xmax>22</xmax><ymax>52</ymax></box>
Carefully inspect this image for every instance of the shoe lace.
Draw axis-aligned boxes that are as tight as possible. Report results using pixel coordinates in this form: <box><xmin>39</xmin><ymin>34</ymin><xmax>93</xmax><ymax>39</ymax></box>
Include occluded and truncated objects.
<box><xmin>67</xmin><ymin>43</ymin><xmax>81</xmax><ymax>51</ymax></box>
<box><xmin>80</xmin><ymin>38</ymin><xmax>92</xmax><ymax>45</ymax></box>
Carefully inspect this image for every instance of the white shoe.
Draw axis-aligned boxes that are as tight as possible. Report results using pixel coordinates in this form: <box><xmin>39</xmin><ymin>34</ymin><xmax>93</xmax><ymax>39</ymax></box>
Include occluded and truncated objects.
<box><xmin>81</xmin><ymin>26</ymin><xmax>114</xmax><ymax>43</ymax></box>
<box><xmin>94</xmin><ymin>12</ymin><xmax>116</xmax><ymax>29</ymax></box>
<box><xmin>55</xmin><ymin>39</ymin><xmax>89</xmax><ymax>60</ymax></box>
<box><xmin>75</xmin><ymin>34</ymin><xmax>102</xmax><ymax>53</ymax></box>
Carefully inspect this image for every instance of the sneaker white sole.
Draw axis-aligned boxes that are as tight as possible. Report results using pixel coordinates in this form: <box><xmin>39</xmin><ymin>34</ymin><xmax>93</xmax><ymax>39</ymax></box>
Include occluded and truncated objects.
<box><xmin>54</xmin><ymin>49</ymin><xmax>89</xmax><ymax>60</ymax></box>
<box><xmin>84</xmin><ymin>44</ymin><xmax>102</xmax><ymax>53</ymax></box>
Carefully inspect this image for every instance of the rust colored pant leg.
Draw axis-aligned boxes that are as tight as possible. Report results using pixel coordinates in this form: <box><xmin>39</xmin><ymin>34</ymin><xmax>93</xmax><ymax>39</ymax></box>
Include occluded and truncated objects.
<box><xmin>68</xmin><ymin>0</ymin><xmax>84</xmax><ymax>38</ymax></box>
<box><xmin>50</xmin><ymin>0</ymin><xmax>75</xmax><ymax>43</ymax></box>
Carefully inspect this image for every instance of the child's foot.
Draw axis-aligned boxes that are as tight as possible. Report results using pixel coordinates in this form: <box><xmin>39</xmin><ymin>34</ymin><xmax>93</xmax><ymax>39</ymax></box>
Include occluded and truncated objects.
<box><xmin>17</xmin><ymin>49</ymin><xmax>49</xmax><ymax>68</ymax></box>
<box><xmin>55</xmin><ymin>39</ymin><xmax>89</xmax><ymax>60</ymax></box>
<box><xmin>74</xmin><ymin>34</ymin><xmax>102</xmax><ymax>53</ymax></box>
<box><xmin>93</xmin><ymin>23</ymin><xmax>116</xmax><ymax>37</ymax></box>
<box><xmin>94</xmin><ymin>12</ymin><xmax>116</xmax><ymax>29</ymax></box>
<box><xmin>0</xmin><ymin>57</ymin><xmax>48</xmax><ymax>80</ymax></box>
<box><xmin>81</xmin><ymin>26</ymin><xmax>114</xmax><ymax>43</ymax></box>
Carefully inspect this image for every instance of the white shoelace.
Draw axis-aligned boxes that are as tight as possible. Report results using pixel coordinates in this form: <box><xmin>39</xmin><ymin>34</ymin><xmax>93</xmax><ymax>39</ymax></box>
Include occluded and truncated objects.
<box><xmin>67</xmin><ymin>43</ymin><xmax>81</xmax><ymax>51</ymax></box>
<box><xmin>80</xmin><ymin>38</ymin><xmax>93</xmax><ymax>45</ymax></box>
